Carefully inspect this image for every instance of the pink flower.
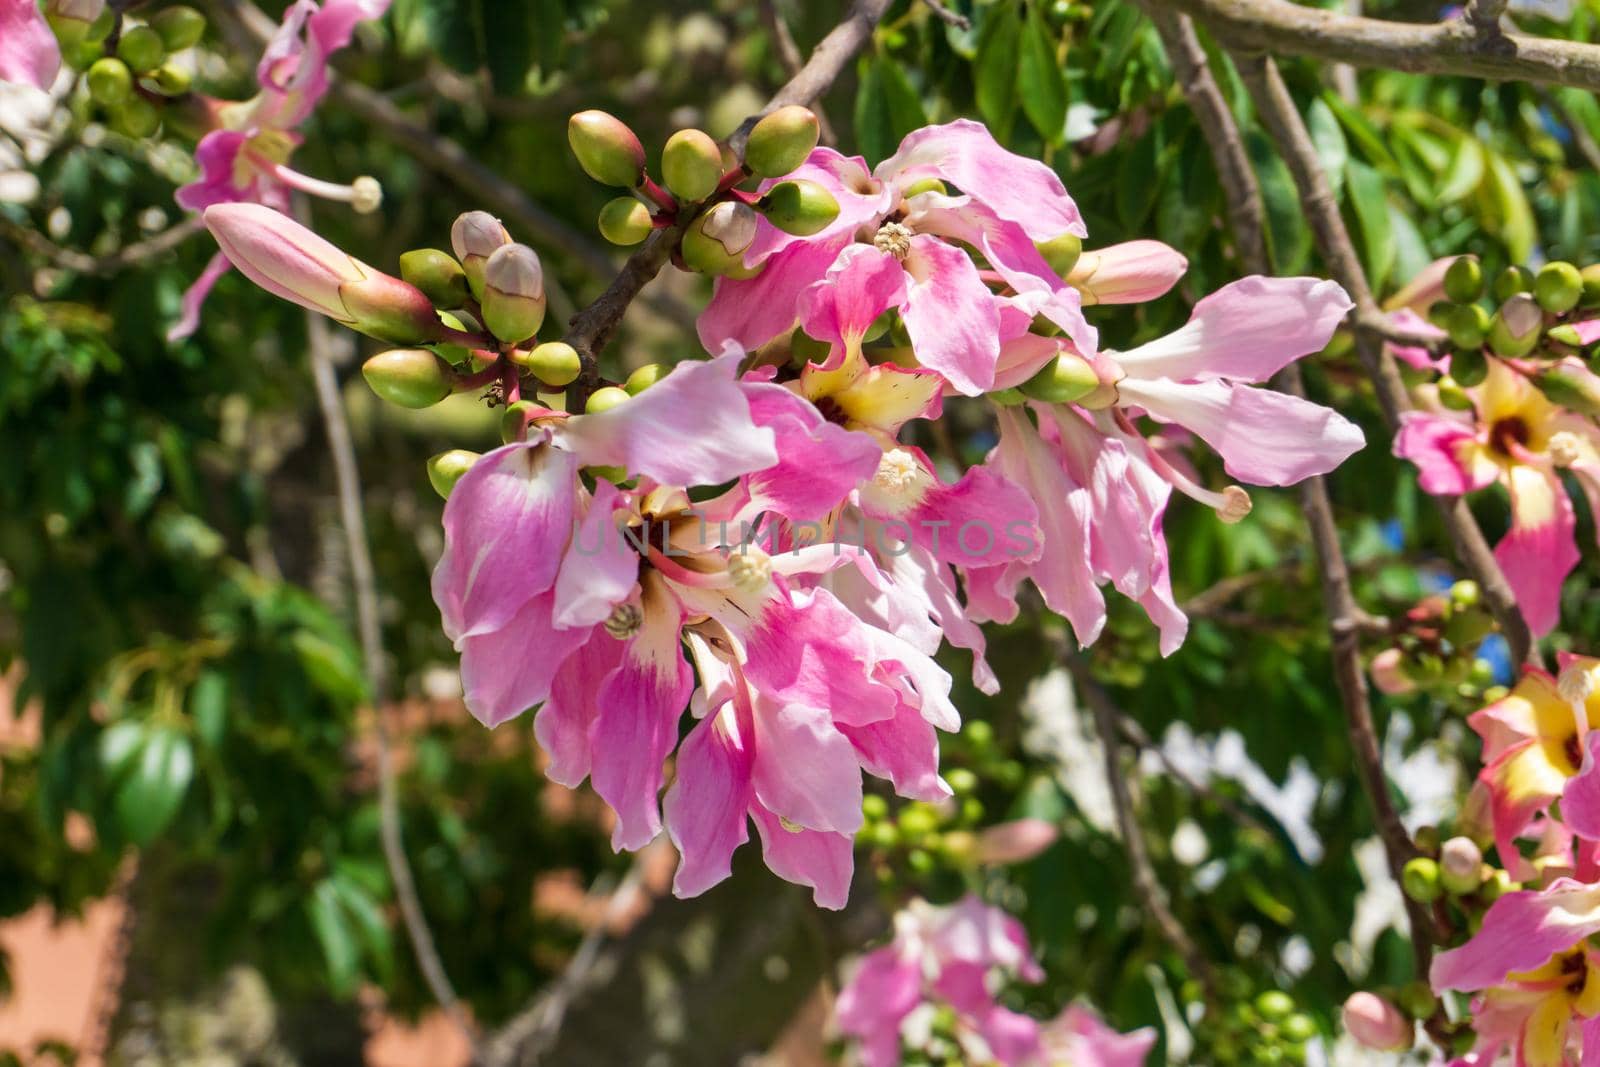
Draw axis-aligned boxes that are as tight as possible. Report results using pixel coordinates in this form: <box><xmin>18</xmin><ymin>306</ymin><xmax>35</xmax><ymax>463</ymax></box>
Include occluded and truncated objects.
<box><xmin>1037</xmin><ymin>1005</ymin><xmax>1157</xmax><ymax>1067</ymax></box>
<box><xmin>0</xmin><ymin>0</ymin><xmax>88</xmax><ymax>90</ymax></box>
<box><xmin>1067</xmin><ymin>240</ymin><xmax>1188</xmax><ymax>306</ymax></box>
<box><xmin>835</xmin><ymin>896</ymin><xmax>1046</xmax><ymax>1067</ymax></box>
<box><xmin>1395</xmin><ymin>356</ymin><xmax>1600</xmax><ymax>635</ymax></box>
<box><xmin>700</xmin><ymin>120</ymin><xmax>1095</xmax><ymax>396</ymax></box>
<box><xmin>169</xmin><ymin>0</ymin><xmax>390</xmax><ymax>341</ymax></box>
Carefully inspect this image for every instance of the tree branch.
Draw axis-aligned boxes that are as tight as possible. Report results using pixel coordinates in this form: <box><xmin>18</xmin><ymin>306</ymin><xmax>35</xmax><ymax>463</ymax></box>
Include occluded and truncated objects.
<box><xmin>0</xmin><ymin>216</ymin><xmax>204</xmax><ymax>275</ymax></box>
<box><xmin>1163</xmin><ymin>0</ymin><xmax>1600</xmax><ymax>90</ymax></box>
<box><xmin>760</xmin><ymin>0</ymin><xmax>839</xmax><ymax>144</ymax></box>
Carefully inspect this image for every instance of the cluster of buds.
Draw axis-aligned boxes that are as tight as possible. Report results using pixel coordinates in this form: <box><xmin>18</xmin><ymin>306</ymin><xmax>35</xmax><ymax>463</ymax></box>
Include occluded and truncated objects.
<box><xmin>63</xmin><ymin>3</ymin><xmax>207</xmax><ymax>138</ymax></box>
<box><xmin>1402</xmin><ymin>832</ymin><xmax>1515</xmax><ymax>922</ymax></box>
<box><xmin>568</xmin><ymin>106</ymin><xmax>841</xmax><ymax>277</ymax></box>
<box><xmin>1367</xmin><ymin>580</ymin><xmax>1501</xmax><ymax>702</ymax></box>
<box><xmin>1189</xmin><ymin>975</ymin><xmax>1318</xmax><ymax>1065</ymax></box>
<box><xmin>1427</xmin><ymin>254</ymin><xmax>1600</xmax><ymax>407</ymax></box>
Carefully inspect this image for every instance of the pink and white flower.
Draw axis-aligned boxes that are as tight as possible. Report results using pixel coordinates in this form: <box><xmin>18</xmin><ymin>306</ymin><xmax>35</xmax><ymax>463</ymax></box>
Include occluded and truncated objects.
<box><xmin>0</xmin><ymin>0</ymin><xmax>99</xmax><ymax>91</ymax></box>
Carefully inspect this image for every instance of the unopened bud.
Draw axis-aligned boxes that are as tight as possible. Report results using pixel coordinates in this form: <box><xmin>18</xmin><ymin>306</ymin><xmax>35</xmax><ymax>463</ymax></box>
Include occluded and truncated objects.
<box><xmin>662</xmin><ymin>128</ymin><xmax>724</xmax><ymax>202</ymax></box>
<box><xmin>450</xmin><ymin>211</ymin><xmax>511</xmax><ymax>300</ymax></box>
<box><xmin>598</xmin><ymin>197</ymin><xmax>652</xmax><ymax>246</ymax></box>
<box><xmin>568</xmin><ymin>110</ymin><xmax>646</xmax><ymax>188</ymax></box>
<box><xmin>512</xmin><ymin>340</ymin><xmax>581</xmax><ymax>388</ymax></box>
<box><xmin>481</xmin><ymin>243</ymin><xmax>546</xmax><ymax>344</ymax></box>
<box><xmin>49</xmin><ymin>0</ymin><xmax>105</xmax><ymax>21</ymax></box>
<box><xmin>1018</xmin><ymin>352</ymin><xmax>1099</xmax><ymax>404</ymax></box>
<box><xmin>1444</xmin><ymin>607</ymin><xmax>1495</xmax><ymax>648</ymax></box>
<box><xmin>1068</xmin><ymin>240</ymin><xmax>1187</xmax><ymax>305</ymax></box>
<box><xmin>699</xmin><ymin>200</ymin><xmax>758</xmax><ymax>255</ymax></box>
<box><xmin>362</xmin><ymin>349</ymin><xmax>452</xmax><ymax>409</ymax></box>
<box><xmin>1494</xmin><ymin>265</ymin><xmax>1533</xmax><ymax>302</ymax></box>
<box><xmin>426</xmin><ymin>449</ymin><xmax>479</xmax><ymax>500</ymax></box>
<box><xmin>1480</xmin><ymin>867</ymin><xmax>1516</xmax><ymax>903</ymax></box>
<box><xmin>399</xmin><ymin>248</ymin><xmax>468</xmax><ymax>309</ymax></box>
<box><xmin>585</xmin><ymin>385</ymin><xmax>632</xmax><ymax>414</ymax></box>
<box><xmin>109</xmin><ymin>96</ymin><xmax>160</xmax><ymax>138</ymax></box>
<box><xmin>1536</xmin><ymin>261</ymin><xmax>1583</xmax><ymax>314</ymax></box>
<box><xmin>744</xmin><ymin>105</ymin><xmax>820</xmax><ymax>178</ymax></box>
<box><xmin>625</xmin><ymin>363</ymin><xmax>668</xmax><ymax>394</ymax></box>
<box><xmin>1401</xmin><ymin>856</ymin><xmax>1442</xmax><ymax>903</ymax></box>
<box><xmin>87</xmin><ymin>56</ymin><xmax>132</xmax><ymax>106</ymax></box>
<box><xmin>150</xmin><ymin>64</ymin><xmax>192</xmax><ymax>96</ymax></box>
<box><xmin>1036</xmin><ymin>232</ymin><xmax>1082</xmax><ymax>278</ymax></box>
<box><xmin>1439</xmin><ymin>836</ymin><xmax>1484</xmax><ymax>894</ymax></box>
<box><xmin>117</xmin><ymin>25</ymin><xmax>166</xmax><ymax>73</ymax></box>
<box><xmin>1533</xmin><ymin>362</ymin><xmax>1600</xmax><ymax>417</ymax></box>
<box><xmin>1583</xmin><ymin>264</ymin><xmax>1600</xmax><ymax>308</ymax></box>
<box><xmin>499</xmin><ymin>400</ymin><xmax>539</xmax><ymax>444</ymax></box>
<box><xmin>1370</xmin><ymin>648</ymin><xmax>1416</xmax><ymax>696</ymax></box>
<box><xmin>1448</xmin><ymin>304</ymin><xmax>1490</xmax><ymax>351</ymax></box>
<box><xmin>974</xmin><ymin>818</ymin><xmax>1059</xmax><ymax>864</ymax></box>
<box><xmin>901</xmin><ymin>177</ymin><xmax>948</xmax><ymax>200</ymax></box>
<box><xmin>757</xmin><ymin>179</ymin><xmax>840</xmax><ymax>237</ymax></box>
<box><xmin>1443</xmin><ymin>255</ymin><xmax>1483</xmax><ymax>304</ymax></box>
<box><xmin>150</xmin><ymin>5</ymin><xmax>205</xmax><ymax>50</ymax></box>
<box><xmin>1437</xmin><ymin>375</ymin><xmax>1474</xmax><ymax>410</ymax></box>
<box><xmin>1450</xmin><ymin>346</ymin><xmax>1488</xmax><ymax>388</ymax></box>
<box><xmin>681</xmin><ymin>206</ymin><xmax>760</xmax><ymax>278</ymax></box>
<box><xmin>1549</xmin><ymin>324</ymin><xmax>1585</xmax><ymax>347</ymax></box>
<box><xmin>1342</xmin><ymin>993</ymin><xmax>1411</xmax><ymax>1051</ymax></box>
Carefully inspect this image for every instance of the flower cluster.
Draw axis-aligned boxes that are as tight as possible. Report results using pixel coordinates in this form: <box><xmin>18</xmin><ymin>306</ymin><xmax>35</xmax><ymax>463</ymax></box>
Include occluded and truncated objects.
<box><xmin>835</xmin><ymin>895</ymin><xmax>1155</xmax><ymax>1067</ymax></box>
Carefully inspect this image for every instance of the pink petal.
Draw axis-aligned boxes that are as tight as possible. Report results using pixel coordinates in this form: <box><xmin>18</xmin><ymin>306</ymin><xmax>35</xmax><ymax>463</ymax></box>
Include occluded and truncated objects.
<box><xmin>552</xmin><ymin>480</ymin><xmax>638</xmax><ymax>629</ymax></box>
<box><xmin>697</xmin><ymin>237</ymin><xmax>849</xmax><ymax>353</ymax></box>
<box><xmin>901</xmin><ymin>235</ymin><xmax>1001</xmax><ymax>395</ymax></box>
<box><xmin>1495</xmin><ymin>466</ymin><xmax>1579</xmax><ymax>636</ymax></box>
<box><xmin>1069</xmin><ymin>239</ymin><xmax>1188</xmax><ymax>306</ymax></box>
<box><xmin>740</xmin><ymin>382</ymin><xmax>883</xmax><ymax>521</ymax></box>
<box><xmin>751</xmin><ymin>698</ymin><xmax>864</xmax><ymax>834</ymax></box>
<box><xmin>878</xmin><ymin>119</ymin><xmax>1087</xmax><ymax>241</ymax></box>
<box><xmin>1048</xmin><ymin>1006</ymin><xmax>1158</xmax><ymax>1067</ymax></box>
<box><xmin>1431</xmin><ymin>879</ymin><xmax>1600</xmax><ymax>992</ymax></box>
<box><xmin>456</xmin><ymin>590</ymin><xmax>588</xmax><ymax>728</ymax></box>
<box><xmin>859</xmin><ymin>446</ymin><xmax>1042</xmax><ymax>570</ymax></box>
<box><xmin>0</xmin><ymin>0</ymin><xmax>61</xmax><ymax>90</ymax></box>
<box><xmin>976</xmin><ymin>1004</ymin><xmax>1044</xmax><ymax>1067</ymax></box>
<box><xmin>430</xmin><ymin>437</ymin><xmax>578</xmax><ymax>642</ymax></box>
<box><xmin>1119</xmin><ymin>377</ymin><xmax>1365</xmax><ymax>486</ymax></box>
<box><xmin>1394</xmin><ymin>413</ymin><xmax>1489</xmax><ymax>496</ymax></box>
<box><xmin>258</xmin><ymin>0</ymin><xmax>389</xmax><ymax>120</ymax></box>
<box><xmin>535</xmin><ymin>634</ymin><xmax>623</xmax><ymax>787</ymax></box>
<box><xmin>176</xmin><ymin>131</ymin><xmax>257</xmax><ymax>212</ymax></box>
<box><xmin>749</xmin><ymin>804</ymin><xmax>854</xmax><ymax>909</ymax></box>
<box><xmin>556</xmin><ymin>345</ymin><xmax>778</xmax><ymax>486</ymax></box>
<box><xmin>1386</xmin><ymin>308</ymin><xmax>1450</xmax><ymax>372</ymax></box>
<box><xmin>165</xmin><ymin>252</ymin><xmax>233</xmax><ymax>342</ymax></box>
<box><xmin>839</xmin><ymin>702</ymin><xmax>950</xmax><ymax>802</ymax></box>
<box><xmin>1563</xmin><ymin>732</ymin><xmax>1600</xmax><ymax>842</ymax></box>
<box><xmin>1114</xmin><ymin>276</ymin><xmax>1354</xmax><ymax>383</ymax></box>
<box><xmin>663</xmin><ymin>702</ymin><xmax>753</xmax><ymax>898</ymax></box>
<box><xmin>796</xmin><ymin>243</ymin><xmax>907</xmax><ymax>357</ymax></box>
<box><xmin>836</xmin><ymin>947</ymin><xmax>923</xmax><ymax>1067</ymax></box>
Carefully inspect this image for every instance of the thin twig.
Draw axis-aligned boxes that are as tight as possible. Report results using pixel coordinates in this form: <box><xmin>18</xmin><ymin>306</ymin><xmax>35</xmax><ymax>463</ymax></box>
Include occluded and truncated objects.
<box><xmin>760</xmin><ymin>0</ymin><xmax>838</xmax><ymax>145</ymax></box>
<box><xmin>921</xmin><ymin>0</ymin><xmax>972</xmax><ymax>30</ymax></box>
<box><xmin>0</xmin><ymin>216</ymin><xmax>204</xmax><ymax>275</ymax></box>
<box><xmin>298</xmin><ymin>199</ymin><xmax>476</xmax><ymax>1049</ymax></box>
<box><xmin>1115</xmin><ymin>714</ymin><xmax>1275</xmax><ymax>837</ymax></box>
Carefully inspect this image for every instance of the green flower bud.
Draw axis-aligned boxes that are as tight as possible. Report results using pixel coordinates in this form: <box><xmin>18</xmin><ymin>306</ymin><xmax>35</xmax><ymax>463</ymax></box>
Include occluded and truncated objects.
<box><xmin>513</xmin><ymin>341</ymin><xmax>582</xmax><ymax>388</ymax></box>
<box><xmin>1448</xmin><ymin>304</ymin><xmax>1490</xmax><ymax>351</ymax></box>
<box><xmin>399</xmin><ymin>248</ymin><xmax>469</xmax><ymax>310</ymax></box>
<box><xmin>865</xmin><ymin>821</ymin><xmax>898</xmax><ymax>849</ymax></box>
<box><xmin>568</xmin><ymin>110</ymin><xmax>647</xmax><ymax>188</ymax></box>
<box><xmin>116</xmin><ymin>25</ymin><xmax>166</xmax><ymax>73</ymax></box>
<box><xmin>46</xmin><ymin>0</ymin><xmax>98</xmax><ymax>48</ymax></box>
<box><xmin>1399</xmin><ymin>981</ymin><xmax>1437</xmax><ymax>1020</ymax></box>
<box><xmin>597</xmin><ymin>196</ymin><xmax>652</xmax><ymax>246</ymax></box>
<box><xmin>898</xmin><ymin>804</ymin><xmax>940</xmax><ymax>840</ymax></box>
<box><xmin>1018</xmin><ymin>353</ymin><xmax>1100</xmax><ymax>404</ymax></box>
<box><xmin>1582</xmin><ymin>264</ymin><xmax>1600</xmax><ymax>307</ymax></box>
<box><xmin>681</xmin><ymin>205</ymin><xmax>760</xmax><ymax>278</ymax></box>
<box><xmin>1480</xmin><ymin>867</ymin><xmax>1516</xmax><ymax>903</ymax></box>
<box><xmin>340</xmin><ymin>271</ymin><xmax>445</xmax><ymax>345</ymax></box>
<box><xmin>1401</xmin><ymin>856</ymin><xmax>1442</xmax><ymax>904</ymax></box>
<box><xmin>1414</xmin><ymin>824</ymin><xmax>1441</xmax><ymax>855</ymax></box>
<box><xmin>149</xmin><ymin>63</ymin><xmax>191</xmax><ymax>96</ymax></box>
<box><xmin>87</xmin><ymin>56</ymin><xmax>132</xmax><ymax>106</ymax></box>
<box><xmin>1451</xmin><ymin>579</ymin><xmax>1481</xmax><ymax>608</ymax></box>
<box><xmin>1439</xmin><ymin>836</ymin><xmax>1485</xmax><ymax>895</ymax></box>
<box><xmin>1425</xmin><ymin>300</ymin><xmax>1457</xmax><ymax>332</ymax></box>
<box><xmin>861</xmin><ymin>794</ymin><xmax>888</xmax><ymax>821</ymax></box>
<box><xmin>624</xmin><ymin>363</ymin><xmax>668</xmax><ymax>394</ymax></box>
<box><xmin>500</xmin><ymin>400</ymin><xmax>540</xmax><ymax>444</ymax></box>
<box><xmin>901</xmin><ymin>177</ymin><xmax>948</xmax><ymax>199</ymax></box>
<box><xmin>944</xmin><ymin>768</ymin><xmax>979</xmax><ymax>796</ymax></box>
<box><xmin>988</xmin><ymin>387</ymin><xmax>1028</xmax><ymax>406</ymax></box>
<box><xmin>480</xmin><ymin>243</ymin><xmax>546</xmax><ymax>344</ymax></box>
<box><xmin>906</xmin><ymin>847</ymin><xmax>935</xmax><ymax>873</ymax></box>
<box><xmin>662</xmin><ymin>128</ymin><xmax>724</xmax><ymax>202</ymax></box>
<box><xmin>1443</xmin><ymin>254</ymin><xmax>1483</xmax><ymax>303</ymax></box>
<box><xmin>757</xmin><ymin>179</ymin><xmax>840</xmax><ymax>237</ymax></box>
<box><xmin>1493</xmin><ymin>265</ymin><xmax>1533</xmax><ymax>302</ymax></box>
<box><xmin>585</xmin><ymin>385</ymin><xmax>632</xmax><ymax>414</ymax></box>
<box><xmin>1281</xmin><ymin>1014</ymin><xmax>1315</xmax><ymax>1043</ymax></box>
<box><xmin>1437</xmin><ymin>375</ymin><xmax>1474</xmax><ymax>411</ymax></box>
<box><xmin>1256</xmin><ymin>991</ymin><xmax>1295</xmax><ymax>1021</ymax></box>
<box><xmin>1536</xmin><ymin>261</ymin><xmax>1583</xmax><ymax>314</ymax></box>
<box><xmin>109</xmin><ymin>96</ymin><xmax>161</xmax><ymax>138</ymax></box>
<box><xmin>1450</xmin><ymin>347</ymin><xmax>1488</xmax><ymax>388</ymax></box>
<box><xmin>744</xmin><ymin>104</ymin><xmax>820</xmax><ymax>178</ymax></box>
<box><xmin>150</xmin><ymin>5</ymin><xmax>206</xmax><ymax>51</ymax></box>
<box><xmin>1037</xmin><ymin>232</ymin><xmax>1083</xmax><ymax>278</ymax></box>
<box><xmin>1487</xmin><ymin>293</ymin><xmax>1542</xmax><ymax>359</ymax></box>
<box><xmin>1532</xmin><ymin>363</ymin><xmax>1600</xmax><ymax>417</ymax></box>
<box><xmin>450</xmin><ymin>210</ymin><xmax>511</xmax><ymax>301</ymax></box>
<box><xmin>1548</xmin><ymin>323</ymin><xmax>1585</xmax><ymax>347</ymax></box>
<box><xmin>965</xmin><ymin>720</ymin><xmax>995</xmax><ymax>748</ymax></box>
<box><xmin>362</xmin><ymin>349</ymin><xmax>452</xmax><ymax>409</ymax></box>
<box><xmin>426</xmin><ymin>449</ymin><xmax>479</xmax><ymax>500</ymax></box>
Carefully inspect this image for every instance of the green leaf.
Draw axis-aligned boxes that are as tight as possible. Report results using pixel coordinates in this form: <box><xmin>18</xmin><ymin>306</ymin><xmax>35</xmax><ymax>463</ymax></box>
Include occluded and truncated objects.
<box><xmin>1116</xmin><ymin>132</ymin><xmax>1160</xmax><ymax>230</ymax></box>
<box><xmin>1439</xmin><ymin>136</ymin><xmax>1486</xmax><ymax>203</ymax></box>
<box><xmin>1345</xmin><ymin>160</ymin><xmax>1395</xmax><ymax>292</ymax></box>
<box><xmin>854</xmin><ymin>55</ymin><xmax>926</xmax><ymax>164</ymax></box>
<box><xmin>1018</xmin><ymin>4</ymin><xmax>1067</xmax><ymax>144</ymax></box>
<box><xmin>974</xmin><ymin>5</ymin><xmax>1021</xmax><ymax>136</ymax></box>
<box><xmin>113</xmin><ymin>727</ymin><xmax>193</xmax><ymax>845</ymax></box>
<box><xmin>1321</xmin><ymin>91</ymin><xmax>1395</xmax><ymax>170</ymax></box>
<box><xmin>1245</xmin><ymin>129</ymin><xmax>1310</xmax><ymax>274</ymax></box>
<box><xmin>308</xmin><ymin>879</ymin><xmax>360</xmax><ymax>997</ymax></box>
<box><xmin>331</xmin><ymin>871</ymin><xmax>395</xmax><ymax>985</ymax></box>
<box><xmin>1306</xmin><ymin>98</ymin><xmax>1348</xmax><ymax>201</ymax></box>
<box><xmin>1480</xmin><ymin>149</ymin><xmax>1535</xmax><ymax>262</ymax></box>
<box><xmin>292</xmin><ymin>629</ymin><xmax>370</xmax><ymax>707</ymax></box>
<box><xmin>98</xmin><ymin>720</ymin><xmax>145</xmax><ymax>778</ymax></box>
<box><xmin>189</xmin><ymin>670</ymin><xmax>229</xmax><ymax>750</ymax></box>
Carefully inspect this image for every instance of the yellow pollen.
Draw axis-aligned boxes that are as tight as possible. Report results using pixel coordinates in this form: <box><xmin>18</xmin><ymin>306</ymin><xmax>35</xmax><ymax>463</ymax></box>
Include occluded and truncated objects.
<box><xmin>726</xmin><ymin>548</ymin><xmax>772</xmax><ymax>595</ymax></box>
<box><xmin>604</xmin><ymin>602</ymin><xmax>643</xmax><ymax>639</ymax></box>
<box><xmin>873</xmin><ymin>221</ymin><xmax>914</xmax><ymax>261</ymax></box>
<box><xmin>1550</xmin><ymin>431</ymin><xmax>1583</xmax><ymax>468</ymax></box>
<box><xmin>350</xmin><ymin>176</ymin><xmax>383</xmax><ymax>214</ymax></box>
<box><xmin>870</xmin><ymin>448</ymin><xmax>931</xmax><ymax>507</ymax></box>
<box><xmin>1559</xmin><ymin>665</ymin><xmax>1596</xmax><ymax>708</ymax></box>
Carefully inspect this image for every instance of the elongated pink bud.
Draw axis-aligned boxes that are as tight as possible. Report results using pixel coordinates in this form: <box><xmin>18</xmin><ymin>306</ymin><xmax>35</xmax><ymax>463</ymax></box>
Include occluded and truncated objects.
<box><xmin>1067</xmin><ymin>239</ymin><xmax>1187</xmax><ymax>305</ymax></box>
<box><xmin>975</xmin><ymin>818</ymin><xmax>1060</xmax><ymax>864</ymax></box>
<box><xmin>1369</xmin><ymin>648</ymin><xmax>1415</xmax><ymax>696</ymax></box>
<box><xmin>205</xmin><ymin>203</ymin><xmax>443</xmax><ymax>345</ymax></box>
<box><xmin>1341</xmin><ymin>993</ymin><xmax>1411</xmax><ymax>1051</ymax></box>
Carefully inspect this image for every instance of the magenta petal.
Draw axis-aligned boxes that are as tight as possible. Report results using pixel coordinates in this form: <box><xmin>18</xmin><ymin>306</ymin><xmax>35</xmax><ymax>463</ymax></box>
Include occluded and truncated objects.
<box><xmin>796</xmin><ymin>243</ymin><xmax>907</xmax><ymax>351</ymax></box>
<box><xmin>1562</xmin><ymin>733</ymin><xmax>1600</xmax><ymax>842</ymax></box>
<box><xmin>697</xmin><ymin>237</ymin><xmax>849</xmax><ymax>353</ymax></box>
<box><xmin>1431</xmin><ymin>879</ymin><xmax>1600</xmax><ymax>992</ymax></box>
<box><xmin>552</xmin><ymin>480</ymin><xmax>638</xmax><ymax>629</ymax></box>
<box><xmin>165</xmin><ymin>252</ymin><xmax>233</xmax><ymax>342</ymax></box>
<box><xmin>664</xmin><ymin>703</ymin><xmax>754</xmax><ymax>898</ymax></box>
<box><xmin>1119</xmin><ymin>377</ymin><xmax>1366</xmax><ymax>486</ymax></box>
<box><xmin>901</xmin><ymin>236</ymin><xmax>1001</xmax><ymax>395</ymax></box>
<box><xmin>749</xmin><ymin>699</ymin><xmax>864</xmax><ymax>834</ymax></box>
<box><xmin>878</xmin><ymin>119</ymin><xmax>1087</xmax><ymax>241</ymax></box>
<box><xmin>1115</xmin><ymin>276</ymin><xmax>1353</xmax><ymax>383</ymax></box>
<box><xmin>976</xmin><ymin>1005</ymin><xmax>1044</xmax><ymax>1067</ymax></box>
<box><xmin>430</xmin><ymin>437</ymin><xmax>578</xmax><ymax>642</ymax></box>
<box><xmin>749</xmin><ymin>804</ymin><xmax>854</xmax><ymax>909</ymax></box>
<box><xmin>735</xmin><ymin>586</ymin><xmax>899</xmax><ymax>727</ymax></box>
<box><xmin>0</xmin><ymin>0</ymin><xmax>62</xmax><ymax>90</ymax></box>
<box><xmin>176</xmin><ymin>130</ymin><xmax>256</xmax><ymax>211</ymax></box>
<box><xmin>535</xmin><ymin>634</ymin><xmax>624</xmax><ymax>787</ymax></box>
<box><xmin>1495</xmin><ymin>468</ymin><xmax>1579</xmax><ymax>637</ymax></box>
<box><xmin>835</xmin><ymin>948</ymin><xmax>922</xmax><ymax>1067</ymax></box>
<box><xmin>457</xmin><ymin>591</ymin><xmax>588</xmax><ymax>728</ymax></box>
<box><xmin>860</xmin><ymin>446</ymin><xmax>1041</xmax><ymax>570</ymax></box>
<box><xmin>741</xmin><ymin>382</ymin><xmax>883</xmax><ymax>521</ymax></box>
<box><xmin>1394</xmin><ymin>412</ymin><xmax>1488</xmax><ymax>496</ymax></box>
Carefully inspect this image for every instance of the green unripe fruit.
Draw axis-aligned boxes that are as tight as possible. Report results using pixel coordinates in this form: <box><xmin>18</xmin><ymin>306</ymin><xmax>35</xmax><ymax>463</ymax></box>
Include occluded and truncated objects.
<box><xmin>959</xmin><ymin>797</ymin><xmax>984</xmax><ymax>824</ymax></box>
<box><xmin>399</xmin><ymin>248</ymin><xmax>469</xmax><ymax>309</ymax></box>
<box><xmin>47</xmin><ymin>11</ymin><xmax>92</xmax><ymax>51</ymax></box>
<box><xmin>86</xmin><ymin>57</ymin><xmax>132</xmax><ymax>106</ymax></box>
<box><xmin>866</xmin><ymin>821</ymin><xmax>898</xmax><ymax>849</ymax></box>
<box><xmin>906</xmin><ymin>847</ymin><xmax>935</xmax><ymax>873</ymax></box>
<box><xmin>1414</xmin><ymin>825</ymin><xmax>1441</xmax><ymax>854</ymax></box>
<box><xmin>744</xmin><ymin>104</ymin><xmax>820</xmax><ymax>178</ymax></box>
<box><xmin>1256</xmin><ymin>991</ymin><xmax>1295</xmax><ymax>1021</ymax></box>
<box><xmin>568</xmin><ymin>110</ymin><xmax>646</xmax><ymax>188</ymax></box>
<box><xmin>515</xmin><ymin>341</ymin><xmax>582</xmax><ymax>388</ymax></box>
<box><xmin>480</xmin><ymin>243</ymin><xmax>546</xmax><ymax>344</ymax></box>
<box><xmin>1487</xmin><ymin>292</ymin><xmax>1543</xmax><ymax>359</ymax></box>
<box><xmin>901</xmin><ymin>177</ymin><xmax>948</xmax><ymax>199</ymax></box>
<box><xmin>585</xmin><ymin>386</ymin><xmax>632</xmax><ymax>414</ymax></box>
<box><xmin>624</xmin><ymin>363</ymin><xmax>668</xmax><ymax>394</ymax></box>
<box><xmin>1037</xmin><ymin>232</ymin><xmax>1082</xmax><ymax>278</ymax></box>
<box><xmin>499</xmin><ymin>400</ymin><xmax>540</xmax><ymax>444</ymax></box>
<box><xmin>758</xmin><ymin>179</ymin><xmax>840</xmax><ymax>237</ymax></box>
<box><xmin>861</xmin><ymin>794</ymin><xmax>888</xmax><ymax>821</ymax></box>
<box><xmin>1494</xmin><ymin>264</ymin><xmax>1533</xmax><ymax>302</ymax></box>
<box><xmin>149</xmin><ymin>64</ymin><xmax>191</xmax><ymax>96</ymax></box>
<box><xmin>597</xmin><ymin>197</ymin><xmax>652</xmax><ymax>246</ymax></box>
<box><xmin>1582</xmin><ymin>264</ymin><xmax>1600</xmax><ymax>307</ymax></box>
<box><xmin>965</xmin><ymin>720</ymin><xmax>995</xmax><ymax>748</ymax></box>
<box><xmin>116</xmin><ymin>26</ymin><xmax>166</xmax><ymax>73</ymax></box>
<box><xmin>1018</xmin><ymin>353</ymin><xmax>1100</xmax><ymax>404</ymax></box>
<box><xmin>426</xmin><ymin>450</ymin><xmax>479</xmax><ymax>500</ymax></box>
<box><xmin>945</xmin><ymin>768</ymin><xmax>979</xmax><ymax>796</ymax></box>
<box><xmin>1448</xmin><ymin>304</ymin><xmax>1490</xmax><ymax>351</ymax></box>
<box><xmin>1451</xmin><ymin>580</ymin><xmax>1481</xmax><ymax>608</ymax></box>
<box><xmin>1536</xmin><ymin>261</ymin><xmax>1583</xmax><ymax>314</ymax></box>
<box><xmin>1281</xmin><ymin>1014</ymin><xmax>1315</xmax><ymax>1043</ymax></box>
<box><xmin>150</xmin><ymin>6</ymin><xmax>206</xmax><ymax>51</ymax></box>
<box><xmin>84</xmin><ymin>5</ymin><xmax>114</xmax><ymax>41</ymax></box>
<box><xmin>898</xmin><ymin>804</ymin><xmax>940</xmax><ymax>840</ymax></box>
<box><xmin>661</xmin><ymin>128</ymin><xmax>724</xmax><ymax>202</ymax></box>
<box><xmin>1450</xmin><ymin>347</ymin><xmax>1488</xmax><ymax>388</ymax></box>
<box><xmin>1426</xmin><ymin>300</ymin><xmax>1457</xmax><ymax>332</ymax></box>
<box><xmin>1480</xmin><ymin>867</ymin><xmax>1516</xmax><ymax>903</ymax></box>
<box><xmin>362</xmin><ymin>349</ymin><xmax>452</xmax><ymax>409</ymax></box>
<box><xmin>1443</xmin><ymin>255</ymin><xmax>1484</xmax><ymax>303</ymax></box>
<box><xmin>109</xmin><ymin>96</ymin><xmax>161</xmax><ymax>138</ymax></box>
<box><xmin>1437</xmin><ymin>375</ymin><xmax>1474</xmax><ymax>411</ymax></box>
<box><xmin>1401</xmin><ymin>856</ymin><xmax>1442</xmax><ymax>904</ymax></box>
